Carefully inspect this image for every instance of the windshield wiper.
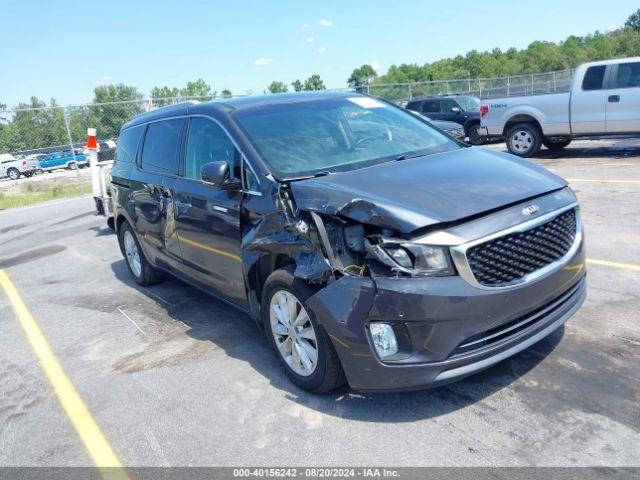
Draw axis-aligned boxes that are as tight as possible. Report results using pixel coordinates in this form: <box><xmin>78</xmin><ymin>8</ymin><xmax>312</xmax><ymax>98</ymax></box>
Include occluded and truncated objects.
<box><xmin>283</xmin><ymin>170</ymin><xmax>333</xmax><ymax>182</ymax></box>
<box><xmin>395</xmin><ymin>152</ymin><xmax>427</xmax><ymax>161</ymax></box>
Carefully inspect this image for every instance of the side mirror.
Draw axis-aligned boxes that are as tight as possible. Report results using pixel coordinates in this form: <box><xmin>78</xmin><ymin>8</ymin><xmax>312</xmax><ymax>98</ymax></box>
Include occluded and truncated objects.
<box><xmin>201</xmin><ymin>161</ymin><xmax>241</xmax><ymax>190</ymax></box>
<box><xmin>451</xmin><ymin>106</ymin><xmax>462</xmax><ymax>114</ymax></box>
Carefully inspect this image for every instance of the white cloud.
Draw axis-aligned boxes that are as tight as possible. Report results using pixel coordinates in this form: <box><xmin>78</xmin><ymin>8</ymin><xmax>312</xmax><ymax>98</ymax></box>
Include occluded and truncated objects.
<box><xmin>99</xmin><ymin>75</ymin><xmax>112</xmax><ymax>85</ymax></box>
<box><xmin>317</xmin><ymin>47</ymin><xmax>327</xmax><ymax>54</ymax></box>
<box><xmin>305</xmin><ymin>36</ymin><xmax>315</xmax><ymax>44</ymax></box>
<box><xmin>371</xmin><ymin>59</ymin><xmax>384</xmax><ymax>72</ymax></box>
<box><xmin>254</xmin><ymin>58</ymin><xmax>275</xmax><ymax>66</ymax></box>
<box><xmin>318</xmin><ymin>19</ymin><xmax>333</xmax><ymax>27</ymax></box>
<box><xmin>299</xmin><ymin>23</ymin><xmax>311</xmax><ymax>30</ymax></box>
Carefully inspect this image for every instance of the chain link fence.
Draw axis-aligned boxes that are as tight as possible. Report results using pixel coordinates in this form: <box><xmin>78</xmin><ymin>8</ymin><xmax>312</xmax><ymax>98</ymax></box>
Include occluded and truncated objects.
<box><xmin>365</xmin><ymin>69</ymin><xmax>575</xmax><ymax>104</ymax></box>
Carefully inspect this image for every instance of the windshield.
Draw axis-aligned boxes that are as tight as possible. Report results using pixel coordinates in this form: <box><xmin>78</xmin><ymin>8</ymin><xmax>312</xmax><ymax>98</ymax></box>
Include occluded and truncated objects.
<box><xmin>233</xmin><ymin>96</ymin><xmax>460</xmax><ymax>179</ymax></box>
<box><xmin>455</xmin><ymin>96</ymin><xmax>481</xmax><ymax>111</ymax></box>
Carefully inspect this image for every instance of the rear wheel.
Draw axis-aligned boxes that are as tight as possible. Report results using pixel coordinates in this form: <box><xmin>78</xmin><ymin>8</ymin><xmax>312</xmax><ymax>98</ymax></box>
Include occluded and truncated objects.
<box><xmin>7</xmin><ymin>168</ymin><xmax>19</xmax><ymax>180</ymax></box>
<box><xmin>117</xmin><ymin>221</ymin><xmax>164</xmax><ymax>286</ymax></box>
<box><xmin>262</xmin><ymin>267</ymin><xmax>346</xmax><ymax>393</ymax></box>
<box><xmin>506</xmin><ymin>123</ymin><xmax>542</xmax><ymax>158</ymax></box>
<box><xmin>467</xmin><ymin>123</ymin><xmax>488</xmax><ymax>145</ymax></box>
<box><xmin>68</xmin><ymin>162</ymin><xmax>77</xmax><ymax>170</ymax></box>
<box><xmin>542</xmin><ymin>137</ymin><xmax>572</xmax><ymax>151</ymax></box>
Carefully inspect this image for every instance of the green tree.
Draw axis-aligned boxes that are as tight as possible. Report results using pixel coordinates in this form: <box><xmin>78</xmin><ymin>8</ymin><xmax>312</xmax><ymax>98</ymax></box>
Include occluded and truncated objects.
<box><xmin>625</xmin><ymin>8</ymin><xmax>640</xmax><ymax>30</ymax></box>
<box><xmin>347</xmin><ymin>65</ymin><xmax>377</xmax><ymax>91</ymax></box>
<box><xmin>266</xmin><ymin>81</ymin><xmax>288</xmax><ymax>94</ymax></box>
<box><xmin>150</xmin><ymin>86</ymin><xmax>180</xmax><ymax>100</ymax></box>
<box><xmin>221</xmin><ymin>89</ymin><xmax>233</xmax><ymax>98</ymax></box>
<box><xmin>303</xmin><ymin>74</ymin><xmax>326</xmax><ymax>91</ymax></box>
<box><xmin>291</xmin><ymin>79</ymin><xmax>304</xmax><ymax>92</ymax></box>
<box><xmin>90</xmin><ymin>84</ymin><xmax>143</xmax><ymax>140</ymax></box>
<box><xmin>179</xmin><ymin>78</ymin><xmax>214</xmax><ymax>100</ymax></box>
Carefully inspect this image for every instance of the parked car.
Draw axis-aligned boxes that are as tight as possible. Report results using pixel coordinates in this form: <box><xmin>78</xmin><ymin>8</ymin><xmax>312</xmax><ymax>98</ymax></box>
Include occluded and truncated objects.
<box><xmin>97</xmin><ymin>140</ymin><xmax>117</xmax><ymax>162</ymax></box>
<box><xmin>479</xmin><ymin>57</ymin><xmax>640</xmax><ymax>157</ymax></box>
<box><xmin>408</xmin><ymin>110</ymin><xmax>465</xmax><ymax>140</ymax></box>
<box><xmin>40</xmin><ymin>150</ymin><xmax>88</xmax><ymax>171</ymax></box>
<box><xmin>406</xmin><ymin>95</ymin><xmax>487</xmax><ymax>144</ymax></box>
<box><xmin>111</xmin><ymin>93</ymin><xmax>586</xmax><ymax>393</ymax></box>
<box><xmin>23</xmin><ymin>154</ymin><xmax>46</xmax><ymax>176</ymax></box>
<box><xmin>0</xmin><ymin>153</ymin><xmax>40</xmax><ymax>180</ymax></box>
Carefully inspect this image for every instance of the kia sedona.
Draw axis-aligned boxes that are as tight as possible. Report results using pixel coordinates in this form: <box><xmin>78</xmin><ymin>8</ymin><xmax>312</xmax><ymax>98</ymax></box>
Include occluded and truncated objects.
<box><xmin>110</xmin><ymin>92</ymin><xmax>586</xmax><ymax>393</ymax></box>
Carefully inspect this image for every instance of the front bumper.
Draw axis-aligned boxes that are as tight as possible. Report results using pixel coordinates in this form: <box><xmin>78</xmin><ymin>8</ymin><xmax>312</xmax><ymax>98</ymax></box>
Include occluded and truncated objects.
<box><xmin>307</xmin><ymin>238</ymin><xmax>586</xmax><ymax>391</ymax></box>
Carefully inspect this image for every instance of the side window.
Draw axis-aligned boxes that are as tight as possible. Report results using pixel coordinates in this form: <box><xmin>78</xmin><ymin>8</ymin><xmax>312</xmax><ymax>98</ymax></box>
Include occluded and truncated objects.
<box><xmin>405</xmin><ymin>101</ymin><xmax>421</xmax><ymax>112</ymax></box>
<box><xmin>243</xmin><ymin>161</ymin><xmax>260</xmax><ymax>192</ymax></box>
<box><xmin>440</xmin><ymin>99</ymin><xmax>458</xmax><ymax>113</ymax></box>
<box><xmin>115</xmin><ymin>125</ymin><xmax>144</xmax><ymax>164</ymax></box>
<box><xmin>141</xmin><ymin>118</ymin><xmax>185</xmax><ymax>175</ymax></box>
<box><xmin>582</xmin><ymin>66</ymin><xmax>606</xmax><ymax>91</ymax></box>
<box><xmin>421</xmin><ymin>100</ymin><xmax>439</xmax><ymax>113</ymax></box>
<box><xmin>184</xmin><ymin>117</ymin><xmax>240</xmax><ymax>181</ymax></box>
<box><xmin>612</xmin><ymin>62</ymin><xmax>640</xmax><ymax>89</ymax></box>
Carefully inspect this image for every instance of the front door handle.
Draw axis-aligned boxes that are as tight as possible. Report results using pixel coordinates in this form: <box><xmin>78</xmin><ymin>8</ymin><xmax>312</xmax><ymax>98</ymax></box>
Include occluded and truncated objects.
<box><xmin>608</xmin><ymin>95</ymin><xmax>620</xmax><ymax>103</ymax></box>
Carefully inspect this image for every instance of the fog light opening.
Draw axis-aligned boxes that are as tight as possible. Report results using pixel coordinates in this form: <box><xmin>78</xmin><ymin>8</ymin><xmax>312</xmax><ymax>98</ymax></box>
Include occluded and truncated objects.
<box><xmin>369</xmin><ymin>322</ymin><xmax>399</xmax><ymax>359</ymax></box>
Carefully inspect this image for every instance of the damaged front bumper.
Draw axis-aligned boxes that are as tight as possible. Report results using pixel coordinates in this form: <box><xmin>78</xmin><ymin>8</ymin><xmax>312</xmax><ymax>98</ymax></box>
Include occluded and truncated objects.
<box><xmin>306</xmin><ymin>239</ymin><xmax>586</xmax><ymax>392</ymax></box>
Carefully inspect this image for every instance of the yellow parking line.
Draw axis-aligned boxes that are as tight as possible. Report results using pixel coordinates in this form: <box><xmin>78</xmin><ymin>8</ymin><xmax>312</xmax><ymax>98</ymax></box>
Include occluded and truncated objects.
<box><xmin>587</xmin><ymin>258</ymin><xmax>640</xmax><ymax>272</ymax></box>
<box><xmin>0</xmin><ymin>270</ymin><xmax>128</xmax><ymax>479</ymax></box>
<box><xmin>568</xmin><ymin>178</ymin><xmax>640</xmax><ymax>184</ymax></box>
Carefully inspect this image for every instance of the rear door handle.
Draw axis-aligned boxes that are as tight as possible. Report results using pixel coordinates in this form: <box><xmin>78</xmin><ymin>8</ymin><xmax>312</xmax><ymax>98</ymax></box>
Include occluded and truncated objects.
<box><xmin>608</xmin><ymin>95</ymin><xmax>620</xmax><ymax>103</ymax></box>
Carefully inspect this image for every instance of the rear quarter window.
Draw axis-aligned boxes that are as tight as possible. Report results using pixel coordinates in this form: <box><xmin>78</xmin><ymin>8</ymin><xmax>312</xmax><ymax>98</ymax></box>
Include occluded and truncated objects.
<box><xmin>140</xmin><ymin>118</ymin><xmax>185</xmax><ymax>174</ymax></box>
<box><xmin>115</xmin><ymin>125</ymin><xmax>144</xmax><ymax>164</ymax></box>
<box><xmin>582</xmin><ymin>66</ymin><xmax>606</xmax><ymax>91</ymax></box>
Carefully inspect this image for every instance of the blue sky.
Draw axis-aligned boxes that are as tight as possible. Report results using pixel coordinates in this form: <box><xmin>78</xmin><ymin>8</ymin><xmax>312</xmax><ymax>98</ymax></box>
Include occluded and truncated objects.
<box><xmin>0</xmin><ymin>0</ymin><xmax>637</xmax><ymax>107</ymax></box>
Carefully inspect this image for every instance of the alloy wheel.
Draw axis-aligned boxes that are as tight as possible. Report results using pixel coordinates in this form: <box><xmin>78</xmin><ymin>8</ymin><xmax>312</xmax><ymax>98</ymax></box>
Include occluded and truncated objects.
<box><xmin>123</xmin><ymin>230</ymin><xmax>142</xmax><ymax>277</ymax></box>
<box><xmin>510</xmin><ymin>130</ymin><xmax>533</xmax><ymax>154</ymax></box>
<box><xmin>269</xmin><ymin>290</ymin><xmax>318</xmax><ymax>377</ymax></box>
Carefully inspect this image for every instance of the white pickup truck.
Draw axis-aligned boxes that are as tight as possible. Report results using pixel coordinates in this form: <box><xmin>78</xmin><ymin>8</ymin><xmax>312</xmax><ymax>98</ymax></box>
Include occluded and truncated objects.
<box><xmin>480</xmin><ymin>57</ymin><xmax>640</xmax><ymax>157</ymax></box>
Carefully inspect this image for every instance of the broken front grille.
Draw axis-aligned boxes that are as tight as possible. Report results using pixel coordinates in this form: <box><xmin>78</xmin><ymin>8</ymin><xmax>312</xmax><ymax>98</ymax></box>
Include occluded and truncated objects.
<box><xmin>467</xmin><ymin>208</ymin><xmax>577</xmax><ymax>287</ymax></box>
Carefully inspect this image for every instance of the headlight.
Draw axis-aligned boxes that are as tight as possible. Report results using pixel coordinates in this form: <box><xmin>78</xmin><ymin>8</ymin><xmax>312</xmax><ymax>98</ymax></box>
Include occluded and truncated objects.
<box><xmin>368</xmin><ymin>240</ymin><xmax>455</xmax><ymax>276</ymax></box>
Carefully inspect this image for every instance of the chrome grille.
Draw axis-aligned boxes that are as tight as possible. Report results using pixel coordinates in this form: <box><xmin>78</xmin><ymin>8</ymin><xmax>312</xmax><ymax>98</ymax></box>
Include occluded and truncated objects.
<box><xmin>466</xmin><ymin>208</ymin><xmax>577</xmax><ymax>287</ymax></box>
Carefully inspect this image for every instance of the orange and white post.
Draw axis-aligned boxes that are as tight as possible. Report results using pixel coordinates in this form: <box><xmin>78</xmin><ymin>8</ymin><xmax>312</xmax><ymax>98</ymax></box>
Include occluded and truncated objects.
<box><xmin>87</xmin><ymin>128</ymin><xmax>100</xmax><ymax>199</ymax></box>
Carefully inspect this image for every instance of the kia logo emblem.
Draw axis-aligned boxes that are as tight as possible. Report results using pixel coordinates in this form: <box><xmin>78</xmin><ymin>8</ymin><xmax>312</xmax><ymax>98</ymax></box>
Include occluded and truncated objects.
<box><xmin>522</xmin><ymin>204</ymin><xmax>540</xmax><ymax>216</ymax></box>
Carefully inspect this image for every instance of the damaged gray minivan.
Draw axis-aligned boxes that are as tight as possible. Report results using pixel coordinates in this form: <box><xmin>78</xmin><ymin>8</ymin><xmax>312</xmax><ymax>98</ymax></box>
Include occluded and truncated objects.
<box><xmin>111</xmin><ymin>92</ymin><xmax>586</xmax><ymax>393</ymax></box>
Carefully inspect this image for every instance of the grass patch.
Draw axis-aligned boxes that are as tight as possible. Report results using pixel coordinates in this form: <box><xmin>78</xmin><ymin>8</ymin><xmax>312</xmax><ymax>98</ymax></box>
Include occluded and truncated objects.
<box><xmin>0</xmin><ymin>183</ymin><xmax>91</xmax><ymax>210</ymax></box>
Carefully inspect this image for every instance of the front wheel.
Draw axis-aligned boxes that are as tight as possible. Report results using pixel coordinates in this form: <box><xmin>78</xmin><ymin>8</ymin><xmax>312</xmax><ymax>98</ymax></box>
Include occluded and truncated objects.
<box><xmin>506</xmin><ymin>123</ymin><xmax>542</xmax><ymax>158</ymax></box>
<box><xmin>68</xmin><ymin>162</ymin><xmax>77</xmax><ymax>170</ymax></box>
<box><xmin>467</xmin><ymin>124</ymin><xmax>488</xmax><ymax>145</ymax></box>
<box><xmin>262</xmin><ymin>268</ymin><xmax>346</xmax><ymax>393</ymax></box>
<box><xmin>7</xmin><ymin>168</ymin><xmax>20</xmax><ymax>180</ymax></box>
<box><xmin>542</xmin><ymin>137</ymin><xmax>572</xmax><ymax>151</ymax></box>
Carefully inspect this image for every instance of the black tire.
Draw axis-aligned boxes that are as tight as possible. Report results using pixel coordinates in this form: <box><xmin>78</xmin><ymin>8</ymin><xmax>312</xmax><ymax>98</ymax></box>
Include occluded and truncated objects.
<box><xmin>7</xmin><ymin>168</ymin><xmax>19</xmax><ymax>180</ymax></box>
<box><xmin>261</xmin><ymin>267</ymin><xmax>346</xmax><ymax>393</ymax></box>
<box><xmin>506</xmin><ymin>122</ymin><xmax>542</xmax><ymax>158</ymax></box>
<box><xmin>117</xmin><ymin>221</ymin><xmax>164</xmax><ymax>286</ymax></box>
<box><xmin>34</xmin><ymin>169</ymin><xmax>43</xmax><ymax>176</ymax></box>
<box><xmin>542</xmin><ymin>137</ymin><xmax>572</xmax><ymax>151</ymax></box>
<box><xmin>23</xmin><ymin>172</ymin><xmax>33</xmax><ymax>178</ymax></box>
<box><xmin>68</xmin><ymin>162</ymin><xmax>77</xmax><ymax>170</ymax></box>
<box><xmin>466</xmin><ymin>123</ymin><xmax>488</xmax><ymax>145</ymax></box>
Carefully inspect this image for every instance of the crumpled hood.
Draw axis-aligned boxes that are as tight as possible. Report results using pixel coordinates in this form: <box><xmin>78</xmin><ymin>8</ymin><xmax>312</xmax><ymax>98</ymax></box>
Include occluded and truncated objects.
<box><xmin>289</xmin><ymin>147</ymin><xmax>566</xmax><ymax>234</ymax></box>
